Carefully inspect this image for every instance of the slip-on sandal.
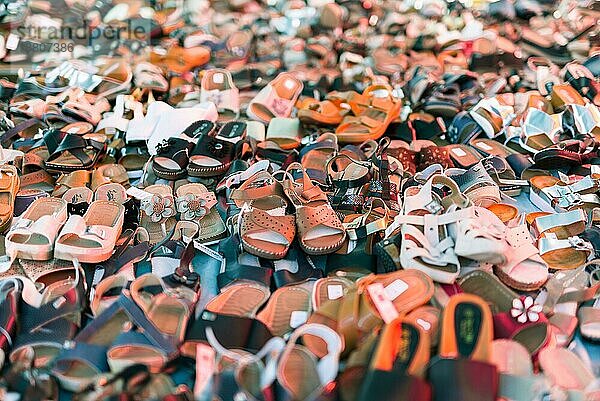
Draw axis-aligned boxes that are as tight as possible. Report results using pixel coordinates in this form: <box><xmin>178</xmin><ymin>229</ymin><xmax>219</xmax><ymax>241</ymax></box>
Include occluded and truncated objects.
<box><xmin>538</xmin><ymin>347</ymin><xmax>600</xmax><ymax>399</ymax></box>
<box><xmin>518</xmin><ymin>108</ymin><xmax>560</xmax><ymax>154</ymax></box>
<box><xmin>276</xmin><ymin>324</ymin><xmax>342</xmax><ymax>401</ymax></box>
<box><xmin>532</xmin><ymin>210</ymin><xmax>593</xmax><ymax>270</ymax></box>
<box><xmin>44</xmin><ymin>133</ymin><xmax>107</xmax><ymax>173</ymax></box>
<box><xmin>529</xmin><ymin>175</ymin><xmax>600</xmax><ymax>213</ymax></box>
<box><xmin>200</xmin><ymin>68</ymin><xmax>240</xmax><ymax>121</ymax></box>
<box><xmin>247</xmin><ymin>72</ymin><xmax>304</xmax><ymax>124</ymax></box>
<box><xmin>5</xmin><ymin>197</ymin><xmax>68</xmax><ymax>261</ymax></box>
<box><xmin>176</xmin><ymin>183</ymin><xmax>226</xmax><ymax>244</ymax></box>
<box><xmin>283</xmin><ymin>163</ymin><xmax>346</xmax><ymax>255</ymax></box>
<box><xmin>54</xmin><ymin>200</ymin><xmax>124</xmax><ymax>263</ymax></box>
<box><xmin>298</xmin><ymin>99</ymin><xmax>344</xmax><ymax>126</ymax></box>
<box><xmin>139</xmin><ymin>184</ymin><xmax>177</xmax><ymax>245</ymax></box>
<box><xmin>429</xmin><ymin>293</ymin><xmax>497</xmax><ymax>401</ymax></box>
<box><xmin>265</xmin><ymin>117</ymin><xmax>302</xmax><ymax>150</ymax></box>
<box><xmin>205</xmin><ymin>281</ymin><xmax>271</xmax><ymax>318</ymax></box>
<box><xmin>187</xmin><ymin>120</ymin><xmax>246</xmax><ymax>177</ymax></box>
<box><xmin>335</xmin><ymin>85</ymin><xmax>402</xmax><ymax>143</ymax></box>
<box><xmin>256</xmin><ymin>283</ymin><xmax>312</xmax><ymax>336</ymax></box>
<box><xmin>357</xmin><ymin>317</ymin><xmax>431</xmax><ymax>401</ymax></box>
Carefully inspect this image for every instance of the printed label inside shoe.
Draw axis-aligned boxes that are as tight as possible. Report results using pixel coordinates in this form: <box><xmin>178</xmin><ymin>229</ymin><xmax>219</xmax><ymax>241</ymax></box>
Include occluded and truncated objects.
<box><xmin>213</xmin><ymin>73</ymin><xmax>224</xmax><ymax>84</ymax></box>
<box><xmin>284</xmin><ymin>79</ymin><xmax>296</xmax><ymax>90</ymax></box>
<box><xmin>384</xmin><ymin>279</ymin><xmax>408</xmax><ymax>301</ymax></box>
<box><xmin>451</xmin><ymin>147</ymin><xmax>467</xmax><ymax>157</ymax></box>
<box><xmin>416</xmin><ymin>318</ymin><xmax>431</xmax><ymax>331</ymax></box>
<box><xmin>475</xmin><ymin>142</ymin><xmax>493</xmax><ymax>151</ymax></box>
<box><xmin>6</xmin><ymin>34</ymin><xmax>19</xmax><ymax>51</ymax></box>
<box><xmin>327</xmin><ymin>284</ymin><xmax>344</xmax><ymax>300</ymax></box>
<box><xmin>290</xmin><ymin>310</ymin><xmax>308</xmax><ymax>328</ymax></box>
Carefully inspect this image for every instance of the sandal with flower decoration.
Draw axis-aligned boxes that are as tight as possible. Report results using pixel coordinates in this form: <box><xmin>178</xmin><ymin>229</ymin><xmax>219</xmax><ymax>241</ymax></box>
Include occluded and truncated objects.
<box><xmin>140</xmin><ymin>184</ymin><xmax>177</xmax><ymax>245</ymax></box>
<box><xmin>175</xmin><ymin>183</ymin><xmax>226</xmax><ymax>244</ymax></box>
<box><xmin>283</xmin><ymin>163</ymin><xmax>346</xmax><ymax>255</ymax></box>
<box><xmin>246</xmin><ymin>72</ymin><xmax>303</xmax><ymax>124</ymax></box>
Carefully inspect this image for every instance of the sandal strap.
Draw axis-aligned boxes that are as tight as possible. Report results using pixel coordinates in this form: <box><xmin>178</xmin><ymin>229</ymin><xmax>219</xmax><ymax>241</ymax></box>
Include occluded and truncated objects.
<box><xmin>538</xmin><ymin>235</ymin><xmax>593</xmax><ymax>256</ymax></box>
<box><xmin>533</xmin><ymin>209</ymin><xmax>587</xmax><ymax>235</ymax></box>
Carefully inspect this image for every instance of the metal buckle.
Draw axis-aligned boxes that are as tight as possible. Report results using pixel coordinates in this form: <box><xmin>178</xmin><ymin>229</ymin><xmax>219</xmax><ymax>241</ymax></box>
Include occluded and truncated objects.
<box><xmin>424</xmin><ymin>200</ymin><xmax>443</xmax><ymax>215</ymax></box>
<box><xmin>568</xmin><ymin>236</ymin><xmax>592</xmax><ymax>251</ymax></box>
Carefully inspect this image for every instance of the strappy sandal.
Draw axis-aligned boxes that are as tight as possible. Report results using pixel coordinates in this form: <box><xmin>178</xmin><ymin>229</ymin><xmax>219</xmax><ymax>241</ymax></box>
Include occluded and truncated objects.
<box><xmin>299</xmin><ymin>133</ymin><xmax>339</xmax><ymax>185</ymax></box>
<box><xmin>133</xmin><ymin>62</ymin><xmax>169</xmax><ymax>92</ymax></box>
<box><xmin>5</xmin><ymin>197</ymin><xmax>68</xmax><ymax>261</ymax></box>
<box><xmin>283</xmin><ymin>163</ymin><xmax>346</xmax><ymax>255</ymax></box>
<box><xmin>529</xmin><ymin>175</ymin><xmax>600</xmax><ymax>213</ymax></box>
<box><xmin>298</xmin><ymin>99</ymin><xmax>344</xmax><ymax>126</ymax></box>
<box><xmin>237</xmin><ymin>173</ymin><xmax>295</xmax><ymax>259</ymax></box>
<box><xmin>390</xmin><ymin>174</ymin><xmax>470</xmax><ymax>283</ymax></box>
<box><xmin>44</xmin><ymin>133</ymin><xmax>107</xmax><ymax>173</ymax></box>
<box><xmin>326</xmin><ymin>154</ymin><xmax>371</xmax><ymax>214</ymax></box>
<box><xmin>187</xmin><ymin>120</ymin><xmax>246</xmax><ymax>177</ymax></box>
<box><xmin>54</xmin><ymin>200</ymin><xmax>125</xmax><ymax>263</ymax></box>
<box><xmin>336</xmin><ymin>85</ymin><xmax>402</xmax><ymax>143</ymax></box>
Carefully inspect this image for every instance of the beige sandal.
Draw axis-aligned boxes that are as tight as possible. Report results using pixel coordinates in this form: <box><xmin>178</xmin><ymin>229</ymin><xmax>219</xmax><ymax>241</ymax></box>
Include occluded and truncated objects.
<box><xmin>175</xmin><ymin>183</ymin><xmax>226</xmax><ymax>244</ymax></box>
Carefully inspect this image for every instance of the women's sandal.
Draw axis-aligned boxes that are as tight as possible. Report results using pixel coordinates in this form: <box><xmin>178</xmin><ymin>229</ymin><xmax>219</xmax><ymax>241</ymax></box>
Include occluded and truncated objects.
<box><xmin>247</xmin><ymin>72</ymin><xmax>304</xmax><ymax>124</ymax></box>
<box><xmin>283</xmin><ymin>163</ymin><xmax>346</xmax><ymax>255</ymax></box>
<box><xmin>176</xmin><ymin>183</ymin><xmax>226</xmax><ymax>244</ymax></box>
<box><xmin>336</xmin><ymin>85</ymin><xmax>402</xmax><ymax>143</ymax></box>
<box><xmin>139</xmin><ymin>184</ymin><xmax>177</xmax><ymax>245</ymax></box>
<box><xmin>187</xmin><ymin>120</ymin><xmax>246</xmax><ymax>177</ymax></box>
<box><xmin>429</xmin><ymin>293</ymin><xmax>497</xmax><ymax>401</ymax></box>
<box><xmin>54</xmin><ymin>200</ymin><xmax>125</xmax><ymax>263</ymax></box>
<box><xmin>5</xmin><ymin>197</ymin><xmax>68</xmax><ymax>261</ymax></box>
<box><xmin>0</xmin><ymin>165</ymin><xmax>19</xmax><ymax>233</ymax></box>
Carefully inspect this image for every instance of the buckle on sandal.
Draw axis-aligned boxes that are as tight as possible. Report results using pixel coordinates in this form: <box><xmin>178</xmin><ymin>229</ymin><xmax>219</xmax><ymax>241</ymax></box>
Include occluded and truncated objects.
<box><xmin>424</xmin><ymin>200</ymin><xmax>443</xmax><ymax>215</ymax></box>
<box><xmin>568</xmin><ymin>236</ymin><xmax>592</xmax><ymax>252</ymax></box>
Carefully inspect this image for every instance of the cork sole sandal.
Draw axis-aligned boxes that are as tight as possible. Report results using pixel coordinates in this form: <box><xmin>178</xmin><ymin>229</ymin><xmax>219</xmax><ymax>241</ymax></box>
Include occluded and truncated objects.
<box><xmin>486</xmin><ymin>203</ymin><xmax>519</xmax><ymax>224</ymax></box>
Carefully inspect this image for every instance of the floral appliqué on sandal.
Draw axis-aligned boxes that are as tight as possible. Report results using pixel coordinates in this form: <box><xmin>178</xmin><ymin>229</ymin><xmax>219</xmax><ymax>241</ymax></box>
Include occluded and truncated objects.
<box><xmin>176</xmin><ymin>193</ymin><xmax>217</xmax><ymax>220</ymax></box>
<box><xmin>141</xmin><ymin>194</ymin><xmax>176</xmax><ymax>223</ymax></box>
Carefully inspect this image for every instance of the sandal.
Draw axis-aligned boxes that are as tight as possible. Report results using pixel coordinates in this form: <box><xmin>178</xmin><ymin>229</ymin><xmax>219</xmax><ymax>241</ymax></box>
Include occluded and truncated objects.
<box><xmin>187</xmin><ymin>121</ymin><xmax>246</xmax><ymax>177</ymax></box>
<box><xmin>5</xmin><ymin>197</ymin><xmax>68</xmax><ymax>261</ymax></box>
<box><xmin>139</xmin><ymin>184</ymin><xmax>177</xmax><ymax>245</ymax></box>
<box><xmin>44</xmin><ymin>133</ymin><xmax>107</xmax><ymax>173</ymax></box>
<box><xmin>247</xmin><ymin>72</ymin><xmax>304</xmax><ymax>123</ymax></box>
<box><xmin>336</xmin><ymin>85</ymin><xmax>402</xmax><ymax>143</ymax></box>
<box><xmin>283</xmin><ymin>163</ymin><xmax>346</xmax><ymax>255</ymax></box>
<box><xmin>0</xmin><ymin>165</ymin><xmax>19</xmax><ymax>233</ymax></box>
<box><xmin>529</xmin><ymin>175</ymin><xmax>600</xmax><ymax>213</ymax></box>
<box><xmin>175</xmin><ymin>183</ymin><xmax>226</xmax><ymax>244</ymax></box>
<box><xmin>54</xmin><ymin>200</ymin><xmax>125</xmax><ymax>263</ymax></box>
<box><xmin>200</xmin><ymin>68</ymin><xmax>240</xmax><ymax>121</ymax></box>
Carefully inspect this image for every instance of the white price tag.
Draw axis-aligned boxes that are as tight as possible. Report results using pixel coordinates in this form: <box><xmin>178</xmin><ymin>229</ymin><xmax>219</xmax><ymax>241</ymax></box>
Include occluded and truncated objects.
<box><xmin>451</xmin><ymin>147</ymin><xmax>467</xmax><ymax>157</ymax></box>
<box><xmin>416</xmin><ymin>318</ymin><xmax>432</xmax><ymax>331</ymax></box>
<box><xmin>194</xmin><ymin>343</ymin><xmax>216</xmax><ymax>398</ymax></box>
<box><xmin>213</xmin><ymin>73</ymin><xmax>224</xmax><ymax>84</ymax></box>
<box><xmin>126</xmin><ymin>186</ymin><xmax>152</xmax><ymax>200</ymax></box>
<box><xmin>290</xmin><ymin>311</ymin><xmax>308</xmax><ymax>328</ymax></box>
<box><xmin>327</xmin><ymin>285</ymin><xmax>344</xmax><ymax>300</ymax></box>
<box><xmin>475</xmin><ymin>141</ymin><xmax>493</xmax><ymax>151</ymax></box>
<box><xmin>5</xmin><ymin>34</ymin><xmax>19</xmax><ymax>51</ymax></box>
<box><xmin>367</xmin><ymin>283</ymin><xmax>399</xmax><ymax>324</ymax></box>
<box><xmin>384</xmin><ymin>279</ymin><xmax>408</xmax><ymax>301</ymax></box>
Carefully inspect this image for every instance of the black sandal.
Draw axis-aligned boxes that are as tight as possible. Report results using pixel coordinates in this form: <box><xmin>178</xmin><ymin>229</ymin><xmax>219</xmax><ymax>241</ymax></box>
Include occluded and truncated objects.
<box><xmin>44</xmin><ymin>133</ymin><xmax>107</xmax><ymax>172</ymax></box>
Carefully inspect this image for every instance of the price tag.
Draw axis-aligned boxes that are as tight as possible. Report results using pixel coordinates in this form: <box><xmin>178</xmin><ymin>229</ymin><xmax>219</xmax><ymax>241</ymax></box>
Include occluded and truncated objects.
<box><xmin>384</xmin><ymin>279</ymin><xmax>408</xmax><ymax>301</ymax></box>
<box><xmin>290</xmin><ymin>311</ymin><xmax>308</xmax><ymax>328</ymax></box>
<box><xmin>213</xmin><ymin>73</ymin><xmax>224</xmax><ymax>84</ymax></box>
<box><xmin>126</xmin><ymin>186</ymin><xmax>152</xmax><ymax>200</ymax></box>
<box><xmin>327</xmin><ymin>285</ymin><xmax>344</xmax><ymax>300</ymax></box>
<box><xmin>5</xmin><ymin>34</ymin><xmax>19</xmax><ymax>51</ymax></box>
<box><xmin>194</xmin><ymin>343</ymin><xmax>216</xmax><ymax>398</ymax></box>
<box><xmin>367</xmin><ymin>283</ymin><xmax>399</xmax><ymax>324</ymax></box>
<box><xmin>451</xmin><ymin>147</ymin><xmax>467</xmax><ymax>157</ymax></box>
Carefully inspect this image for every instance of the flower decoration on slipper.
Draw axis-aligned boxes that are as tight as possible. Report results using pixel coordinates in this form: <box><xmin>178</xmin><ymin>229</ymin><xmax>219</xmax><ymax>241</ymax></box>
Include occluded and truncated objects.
<box><xmin>510</xmin><ymin>296</ymin><xmax>542</xmax><ymax>324</ymax></box>
<box><xmin>176</xmin><ymin>193</ymin><xmax>217</xmax><ymax>220</ymax></box>
<box><xmin>271</xmin><ymin>98</ymin><xmax>290</xmax><ymax>116</ymax></box>
<box><xmin>141</xmin><ymin>194</ymin><xmax>176</xmax><ymax>223</ymax></box>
